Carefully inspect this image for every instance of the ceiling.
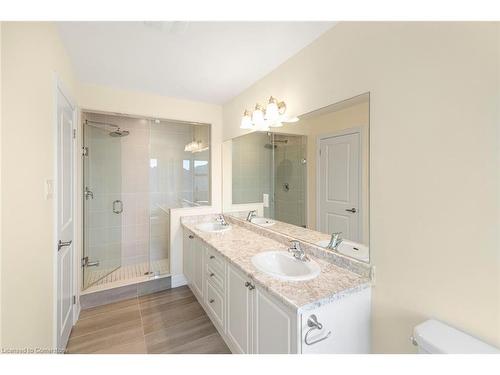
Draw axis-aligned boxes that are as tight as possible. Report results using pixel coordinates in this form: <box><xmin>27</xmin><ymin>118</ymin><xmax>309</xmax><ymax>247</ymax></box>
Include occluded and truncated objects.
<box><xmin>57</xmin><ymin>22</ymin><xmax>335</xmax><ymax>104</ymax></box>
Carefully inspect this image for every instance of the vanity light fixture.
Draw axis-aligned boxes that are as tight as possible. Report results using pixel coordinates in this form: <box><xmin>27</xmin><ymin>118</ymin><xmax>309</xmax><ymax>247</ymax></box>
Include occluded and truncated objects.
<box><xmin>184</xmin><ymin>140</ymin><xmax>208</xmax><ymax>153</ymax></box>
<box><xmin>265</xmin><ymin>96</ymin><xmax>279</xmax><ymax>122</ymax></box>
<box><xmin>240</xmin><ymin>110</ymin><xmax>253</xmax><ymax>129</ymax></box>
<box><xmin>251</xmin><ymin>104</ymin><xmax>265</xmax><ymax>127</ymax></box>
<box><xmin>277</xmin><ymin>101</ymin><xmax>287</xmax><ymax>115</ymax></box>
<box><xmin>239</xmin><ymin>96</ymin><xmax>299</xmax><ymax>129</ymax></box>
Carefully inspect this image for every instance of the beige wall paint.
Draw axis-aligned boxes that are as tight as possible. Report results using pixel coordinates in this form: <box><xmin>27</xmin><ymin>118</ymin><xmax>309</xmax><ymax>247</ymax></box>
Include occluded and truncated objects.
<box><xmin>78</xmin><ymin>83</ymin><xmax>223</xmax><ymax>286</ymax></box>
<box><xmin>223</xmin><ymin>22</ymin><xmax>500</xmax><ymax>352</ymax></box>
<box><xmin>1</xmin><ymin>22</ymin><xmax>78</xmax><ymax>349</ymax></box>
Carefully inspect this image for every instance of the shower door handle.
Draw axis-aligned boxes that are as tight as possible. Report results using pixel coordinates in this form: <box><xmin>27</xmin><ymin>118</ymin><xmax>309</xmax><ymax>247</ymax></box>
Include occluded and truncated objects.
<box><xmin>113</xmin><ymin>200</ymin><xmax>123</xmax><ymax>214</ymax></box>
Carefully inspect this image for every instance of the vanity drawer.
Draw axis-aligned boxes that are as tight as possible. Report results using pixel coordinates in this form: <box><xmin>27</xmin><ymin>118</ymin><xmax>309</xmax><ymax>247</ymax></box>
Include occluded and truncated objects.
<box><xmin>206</xmin><ymin>263</ymin><xmax>225</xmax><ymax>292</ymax></box>
<box><xmin>205</xmin><ymin>281</ymin><xmax>224</xmax><ymax>328</ymax></box>
<box><xmin>205</xmin><ymin>246</ymin><xmax>225</xmax><ymax>274</ymax></box>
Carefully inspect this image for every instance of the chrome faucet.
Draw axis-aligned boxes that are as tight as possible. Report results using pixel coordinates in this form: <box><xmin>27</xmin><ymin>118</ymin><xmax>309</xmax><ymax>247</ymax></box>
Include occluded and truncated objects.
<box><xmin>326</xmin><ymin>232</ymin><xmax>343</xmax><ymax>250</ymax></box>
<box><xmin>246</xmin><ymin>210</ymin><xmax>257</xmax><ymax>222</ymax></box>
<box><xmin>216</xmin><ymin>214</ymin><xmax>228</xmax><ymax>226</ymax></box>
<box><xmin>288</xmin><ymin>240</ymin><xmax>309</xmax><ymax>262</ymax></box>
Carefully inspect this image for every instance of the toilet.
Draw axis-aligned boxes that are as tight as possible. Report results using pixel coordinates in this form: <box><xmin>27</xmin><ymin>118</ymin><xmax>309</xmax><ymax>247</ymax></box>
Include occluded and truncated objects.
<box><xmin>412</xmin><ymin>319</ymin><xmax>500</xmax><ymax>354</ymax></box>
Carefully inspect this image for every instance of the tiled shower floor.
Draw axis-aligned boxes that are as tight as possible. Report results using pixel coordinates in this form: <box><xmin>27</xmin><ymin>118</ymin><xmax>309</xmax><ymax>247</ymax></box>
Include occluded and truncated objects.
<box><xmin>84</xmin><ymin>259</ymin><xmax>170</xmax><ymax>292</ymax></box>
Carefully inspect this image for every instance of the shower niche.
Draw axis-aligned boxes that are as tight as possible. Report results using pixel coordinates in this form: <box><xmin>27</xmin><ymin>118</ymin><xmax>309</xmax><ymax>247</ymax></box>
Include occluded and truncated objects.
<box><xmin>82</xmin><ymin>111</ymin><xmax>210</xmax><ymax>291</ymax></box>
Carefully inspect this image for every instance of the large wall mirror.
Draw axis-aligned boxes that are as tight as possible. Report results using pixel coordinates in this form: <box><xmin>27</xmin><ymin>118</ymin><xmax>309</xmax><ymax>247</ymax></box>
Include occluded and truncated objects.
<box><xmin>222</xmin><ymin>93</ymin><xmax>370</xmax><ymax>263</ymax></box>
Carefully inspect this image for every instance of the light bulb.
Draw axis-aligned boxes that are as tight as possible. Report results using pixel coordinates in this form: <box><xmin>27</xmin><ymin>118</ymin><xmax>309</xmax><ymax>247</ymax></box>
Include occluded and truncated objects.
<box><xmin>252</xmin><ymin>104</ymin><xmax>265</xmax><ymax>127</ymax></box>
<box><xmin>240</xmin><ymin>110</ymin><xmax>253</xmax><ymax>129</ymax></box>
<box><xmin>265</xmin><ymin>96</ymin><xmax>279</xmax><ymax>122</ymax></box>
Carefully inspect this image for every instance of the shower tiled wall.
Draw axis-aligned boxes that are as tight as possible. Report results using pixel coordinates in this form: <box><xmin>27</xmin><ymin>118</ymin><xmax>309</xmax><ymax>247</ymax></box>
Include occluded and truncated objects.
<box><xmin>120</xmin><ymin>117</ymin><xmax>151</xmax><ymax>267</ymax></box>
<box><xmin>232</xmin><ymin>132</ymin><xmax>272</xmax><ymax>216</ymax></box>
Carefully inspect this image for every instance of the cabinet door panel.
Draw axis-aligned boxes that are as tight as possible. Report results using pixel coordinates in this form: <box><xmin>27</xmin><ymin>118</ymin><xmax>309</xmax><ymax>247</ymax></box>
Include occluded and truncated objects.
<box><xmin>192</xmin><ymin>239</ymin><xmax>204</xmax><ymax>298</ymax></box>
<box><xmin>205</xmin><ymin>281</ymin><xmax>224</xmax><ymax>328</ymax></box>
<box><xmin>253</xmin><ymin>287</ymin><xmax>296</xmax><ymax>354</ymax></box>
<box><xmin>183</xmin><ymin>231</ymin><xmax>194</xmax><ymax>283</ymax></box>
<box><xmin>226</xmin><ymin>265</ymin><xmax>252</xmax><ymax>354</ymax></box>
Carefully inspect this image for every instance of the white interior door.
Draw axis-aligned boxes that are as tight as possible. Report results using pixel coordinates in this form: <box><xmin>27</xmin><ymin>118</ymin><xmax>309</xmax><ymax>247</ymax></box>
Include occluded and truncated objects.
<box><xmin>318</xmin><ymin>132</ymin><xmax>361</xmax><ymax>241</ymax></box>
<box><xmin>56</xmin><ymin>87</ymin><xmax>75</xmax><ymax>350</ymax></box>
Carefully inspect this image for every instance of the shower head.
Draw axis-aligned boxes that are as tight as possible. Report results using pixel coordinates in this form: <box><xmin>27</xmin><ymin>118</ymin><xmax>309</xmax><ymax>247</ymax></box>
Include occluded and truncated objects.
<box><xmin>264</xmin><ymin>139</ymin><xmax>287</xmax><ymax>149</ymax></box>
<box><xmin>109</xmin><ymin>129</ymin><xmax>130</xmax><ymax>137</ymax></box>
<box><xmin>85</xmin><ymin>120</ymin><xmax>130</xmax><ymax>137</ymax></box>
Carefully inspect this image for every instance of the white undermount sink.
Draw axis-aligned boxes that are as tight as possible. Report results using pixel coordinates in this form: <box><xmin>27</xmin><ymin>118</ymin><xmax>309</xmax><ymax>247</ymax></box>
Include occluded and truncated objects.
<box><xmin>196</xmin><ymin>222</ymin><xmax>232</xmax><ymax>233</ymax></box>
<box><xmin>315</xmin><ymin>239</ymin><xmax>369</xmax><ymax>263</ymax></box>
<box><xmin>250</xmin><ymin>217</ymin><xmax>276</xmax><ymax>227</ymax></box>
<box><xmin>251</xmin><ymin>250</ymin><xmax>321</xmax><ymax>281</ymax></box>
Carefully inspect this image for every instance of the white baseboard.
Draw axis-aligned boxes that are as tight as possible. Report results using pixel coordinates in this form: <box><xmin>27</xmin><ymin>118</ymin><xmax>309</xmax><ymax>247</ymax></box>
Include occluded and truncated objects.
<box><xmin>171</xmin><ymin>274</ymin><xmax>188</xmax><ymax>288</ymax></box>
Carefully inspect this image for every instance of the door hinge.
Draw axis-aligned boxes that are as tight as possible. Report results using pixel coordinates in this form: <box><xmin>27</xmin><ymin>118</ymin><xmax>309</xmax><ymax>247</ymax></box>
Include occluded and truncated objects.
<box><xmin>73</xmin><ymin>295</ymin><xmax>76</xmax><ymax>305</ymax></box>
<box><xmin>319</xmin><ymin>149</ymin><xmax>322</xmax><ymax>156</ymax></box>
<box><xmin>72</xmin><ymin>129</ymin><xmax>76</xmax><ymax>139</ymax></box>
<box><xmin>82</xmin><ymin>147</ymin><xmax>88</xmax><ymax>157</ymax></box>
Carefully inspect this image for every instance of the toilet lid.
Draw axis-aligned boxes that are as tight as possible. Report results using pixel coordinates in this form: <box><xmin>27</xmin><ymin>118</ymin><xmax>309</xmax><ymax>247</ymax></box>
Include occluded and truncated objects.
<box><xmin>413</xmin><ymin>319</ymin><xmax>500</xmax><ymax>354</ymax></box>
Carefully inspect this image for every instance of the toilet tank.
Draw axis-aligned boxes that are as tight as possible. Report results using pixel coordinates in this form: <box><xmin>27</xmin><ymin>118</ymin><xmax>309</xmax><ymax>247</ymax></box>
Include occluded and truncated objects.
<box><xmin>413</xmin><ymin>319</ymin><xmax>500</xmax><ymax>354</ymax></box>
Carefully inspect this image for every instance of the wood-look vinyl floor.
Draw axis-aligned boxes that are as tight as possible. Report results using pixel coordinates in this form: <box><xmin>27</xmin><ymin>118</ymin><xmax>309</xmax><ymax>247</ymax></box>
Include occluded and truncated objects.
<box><xmin>66</xmin><ymin>286</ymin><xmax>231</xmax><ymax>354</ymax></box>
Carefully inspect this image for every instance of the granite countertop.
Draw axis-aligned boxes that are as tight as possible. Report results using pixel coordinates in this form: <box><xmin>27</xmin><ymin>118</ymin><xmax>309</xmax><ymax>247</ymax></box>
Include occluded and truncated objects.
<box><xmin>181</xmin><ymin>215</ymin><xmax>371</xmax><ymax>313</ymax></box>
<box><xmin>228</xmin><ymin>212</ymin><xmax>332</xmax><ymax>244</ymax></box>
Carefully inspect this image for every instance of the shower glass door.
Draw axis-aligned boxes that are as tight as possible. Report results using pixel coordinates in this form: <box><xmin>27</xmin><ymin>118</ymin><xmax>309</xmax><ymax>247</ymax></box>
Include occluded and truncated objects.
<box><xmin>271</xmin><ymin>133</ymin><xmax>307</xmax><ymax>228</ymax></box>
<box><xmin>83</xmin><ymin>122</ymin><xmax>123</xmax><ymax>289</ymax></box>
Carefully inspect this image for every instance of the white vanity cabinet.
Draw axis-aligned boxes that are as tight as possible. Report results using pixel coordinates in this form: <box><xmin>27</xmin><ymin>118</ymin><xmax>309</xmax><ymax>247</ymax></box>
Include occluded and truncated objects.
<box><xmin>226</xmin><ymin>263</ymin><xmax>299</xmax><ymax>354</ymax></box>
<box><xmin>183</xmin><ymin>230</ymin><xmax>204</xmax><ymax>299</ymax></box>
<box><xmin>182</xmin><ymin>229</ymin><xmax>371</xmax><ymax>354</ymax></box>
<box><xmin>252</xmin><ymin>280</ymin><xmax>298</xmax><ymax>353</ymax></box>
<box><xmin>226</xmin><ymin>264</ymin><xmax>253</xmax><ymax>353</ymax></box>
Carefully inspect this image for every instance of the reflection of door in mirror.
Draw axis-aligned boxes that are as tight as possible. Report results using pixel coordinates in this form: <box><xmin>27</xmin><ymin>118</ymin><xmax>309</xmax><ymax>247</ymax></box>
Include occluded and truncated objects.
<box><xmin>318</xmin><ymin>131</ymin><xmax>361</xmax><ymax>242</ymax></box>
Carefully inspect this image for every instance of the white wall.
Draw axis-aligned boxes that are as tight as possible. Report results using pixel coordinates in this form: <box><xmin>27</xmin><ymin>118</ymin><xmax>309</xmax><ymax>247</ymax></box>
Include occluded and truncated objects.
<box><xmin>78</xmin><ymin>83</ymin><xmax>223</xmax><ymax>287</ymax></box>
<box><xmin>1</xmin><ymin>22</ymin><xmax>78</xmax><ymax>349</ymax></box>
<box><xmin>223</xmin><ymin>22</ymin><xmax>500</xmax><ymax>352</ymax></box>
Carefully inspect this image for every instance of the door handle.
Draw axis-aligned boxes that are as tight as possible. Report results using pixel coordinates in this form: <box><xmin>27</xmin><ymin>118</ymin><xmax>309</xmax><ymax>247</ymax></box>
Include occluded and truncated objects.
<box><xmin>345</xmin><ymin>208</ymin><xmax>357</xmax><ymax>213</ymax></box>
<box><xmin>84</xmin><ymin>186</ymin><xmax>94</xmax><ymax>200</ymax></box>
<box><xmin>81</xmin><ymin>256</ymin><xmax>100</xmax><ymax>268</ymax></box>
<box><xmin>58</xmin><ymin>240</ymin><xmax>72</xmax><ymax>251</ymax></box>
<box><xmin>113</xmin><ymin>200</ymin><xmax>123</xmax><ymax>214</ymax></box>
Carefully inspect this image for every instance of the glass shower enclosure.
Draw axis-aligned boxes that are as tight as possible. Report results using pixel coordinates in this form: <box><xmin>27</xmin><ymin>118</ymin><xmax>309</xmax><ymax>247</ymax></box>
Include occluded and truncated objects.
<box><xmin>82</xmin><ymin>112</ymin><xmax>210</xmax><ymax>290</ymax></box>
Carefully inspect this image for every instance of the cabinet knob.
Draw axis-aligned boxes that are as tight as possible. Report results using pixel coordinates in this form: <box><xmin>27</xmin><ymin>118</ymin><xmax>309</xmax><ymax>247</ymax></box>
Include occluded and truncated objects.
<box><xmin>188</xmin><ymin>235</ymin><xmax>194</xmax><ymax>239</ymax></box>
<box><xmin>210</xmin><ymin>273</ymin><xmax>215</xmax><ymax>277</ymax></box>
<box><xmin>245</xmin><ymin>281</ymin><xmax>255</xmax><ymax>290</ymax></box>
<box><xmin>210</xmin><ymin>255</ymin><xmax>215</xmax><ymax>259</ymax></box>
<box><xmin>209</xmin><ymin>299</ymin><xmax>215</xmax><ymax>304</ymax></box>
